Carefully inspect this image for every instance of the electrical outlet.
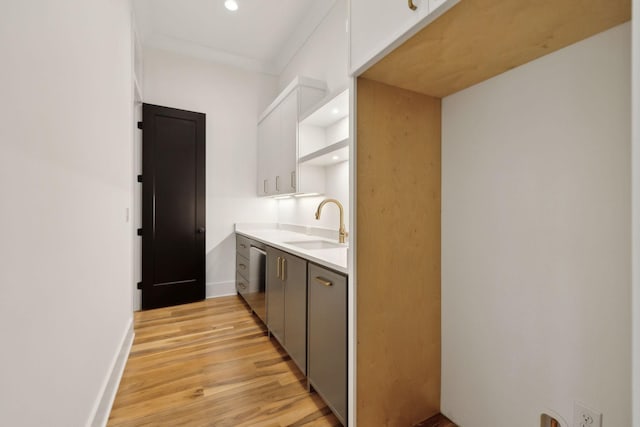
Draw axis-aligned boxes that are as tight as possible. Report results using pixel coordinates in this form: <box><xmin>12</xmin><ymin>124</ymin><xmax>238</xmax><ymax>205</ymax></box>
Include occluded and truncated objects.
<box><xmin>573</xmin><ymin>402</ymin><xmax>602</xmax><ymax>427</ymax></box>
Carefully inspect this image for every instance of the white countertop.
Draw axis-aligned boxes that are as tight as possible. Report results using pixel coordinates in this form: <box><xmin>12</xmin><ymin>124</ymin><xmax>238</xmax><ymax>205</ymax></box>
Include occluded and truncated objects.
<box><xmin>235</xmin><ymin>223</ymin><xmax>348</xmax><ymax>274</ymax></box>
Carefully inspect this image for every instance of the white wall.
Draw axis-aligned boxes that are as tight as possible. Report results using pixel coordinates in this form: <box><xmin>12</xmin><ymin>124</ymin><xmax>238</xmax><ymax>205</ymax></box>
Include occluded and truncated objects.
<box><xmin>441</xmin><ymin>24</ymin><xmax>631</xmax><ymax>427</ymax></box>
<box><xmin>0</xmin><ymin>1</ymin><xmax>134</xmax><ymax>426</ymax></box>
<box><xmin>278</xmin><ymin>0</ymin><xmax>348</xmax><ymax>94</ymax></box>
<box><xmin>277</xmin><ymin>161</ymin><xmax>350</xmax><ymax>231</ymax></box>
<box><xmin>143</xmin><ymin>48</ymin><xmax>278</xmax><ymax>297</ymax></box>
<box><xmin>276</xmin><ymin>0</ymin><xmax>351</xmax><ymax>231</ymax></box>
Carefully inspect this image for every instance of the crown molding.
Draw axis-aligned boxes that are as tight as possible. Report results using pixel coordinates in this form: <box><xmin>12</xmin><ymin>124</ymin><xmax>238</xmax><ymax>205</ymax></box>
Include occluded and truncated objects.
<box><xmin>135</xmin><ymin>0</ymin><xmax>339</xmax><ymax>77</ymax></box>
<box><xmin>144</xmin><ymin>33</ymin><xmax>280</xmax><ymax>75</ymax></box>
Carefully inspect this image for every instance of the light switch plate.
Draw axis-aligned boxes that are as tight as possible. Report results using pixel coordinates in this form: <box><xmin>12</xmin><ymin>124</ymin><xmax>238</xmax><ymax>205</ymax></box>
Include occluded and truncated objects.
<box><xmin>573</xmin><ymin>402</ymin><xmax>602</xmax><ymax>427</ymax></box>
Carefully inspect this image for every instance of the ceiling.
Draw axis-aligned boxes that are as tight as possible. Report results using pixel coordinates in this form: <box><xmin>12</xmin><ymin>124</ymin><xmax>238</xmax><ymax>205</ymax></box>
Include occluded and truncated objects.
<box><xmin>133</xmin><ymin>0</ymin><xmax>337</xmax><ymax>75</ymax></box>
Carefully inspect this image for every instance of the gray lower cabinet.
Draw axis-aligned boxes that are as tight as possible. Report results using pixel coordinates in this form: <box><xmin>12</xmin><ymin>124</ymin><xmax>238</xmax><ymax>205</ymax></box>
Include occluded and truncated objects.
<box><xmin>266</xmin><ymin>246</ymin><xmax>308</xmax><ymax>375</ymax></box>
<box><xmin>266</xmin><ymin>247</ymin><xmax>285</xmax><ymax>342</ymax></box>
<box><xmin>307</xmin><ymin>263</ymin><xmax>347</xmax><ymax>425</ymax></box>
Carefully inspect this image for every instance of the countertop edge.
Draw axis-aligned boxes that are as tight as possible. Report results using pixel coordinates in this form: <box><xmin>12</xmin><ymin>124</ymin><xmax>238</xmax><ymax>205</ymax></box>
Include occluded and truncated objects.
<box><xmin>235</xmin><ymin>229</ymin><xmax>348</xmax><ymax>275</ymax></box>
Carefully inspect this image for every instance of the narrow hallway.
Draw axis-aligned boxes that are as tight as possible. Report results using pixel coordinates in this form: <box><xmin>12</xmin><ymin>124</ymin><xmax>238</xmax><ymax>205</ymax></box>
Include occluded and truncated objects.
<box><xmin>108</xmin><ymin>297</ymin><xmax>340</xmax><ymax>426</ymax></box>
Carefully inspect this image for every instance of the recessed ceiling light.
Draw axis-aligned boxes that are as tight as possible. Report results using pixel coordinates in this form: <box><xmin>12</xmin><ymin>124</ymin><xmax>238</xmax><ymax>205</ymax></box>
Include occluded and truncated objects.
<box><xmin>332</xmin><ymin>155</ymin><xmax>339</xmax><ymax>160</ymax></box>
<box><xmin>331</xmin><ymin>108</ymin><xmax>340</xmax><ymax>115</ymax></box>
<box><xmin>225</xmin><ymin>0</ymin><xmax>238</xmax><ymax>11</ymax></box>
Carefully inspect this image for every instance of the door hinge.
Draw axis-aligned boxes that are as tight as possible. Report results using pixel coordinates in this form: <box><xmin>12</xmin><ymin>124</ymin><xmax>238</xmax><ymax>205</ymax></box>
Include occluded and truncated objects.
<box><xmin>137</xmin><ymin>174</ymin><xmax>143</xmax><ymax>183</ymax></box>
<box><xmin>137</xmin><ymin>281</ymin><xmax>143</xmax><ymax>290</ymax></box>
<box><xmin>137</xmin><ymin>228</ymin><xmax>143</xmax><ymax>236</ymax></box>
<box><xmin>137</xmin><ymin>121</ymin><xmax>143</xmax><ymax>130</ymax></box>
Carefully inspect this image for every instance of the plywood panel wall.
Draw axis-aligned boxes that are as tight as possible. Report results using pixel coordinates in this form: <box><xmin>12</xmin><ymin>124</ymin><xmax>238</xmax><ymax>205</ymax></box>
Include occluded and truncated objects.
<box><xmin>356</xmin><ymin>78</ymin><xmax>441</xmax><ymax>426</ymax></box>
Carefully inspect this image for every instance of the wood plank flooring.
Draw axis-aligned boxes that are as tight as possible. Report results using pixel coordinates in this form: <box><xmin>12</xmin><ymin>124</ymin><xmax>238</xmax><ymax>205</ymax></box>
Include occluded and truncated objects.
<box><xmin>414</xmin><ymin>413</ymin><xmax>457</xmax><ymax>427</ymax></box>
<box><xmin>108</xmin><ymin>296</ymin><xmax>341</xmax><ymax>427</ymax></box>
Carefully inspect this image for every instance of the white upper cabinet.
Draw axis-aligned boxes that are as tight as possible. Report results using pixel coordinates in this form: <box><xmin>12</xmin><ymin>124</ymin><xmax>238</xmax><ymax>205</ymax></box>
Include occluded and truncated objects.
<box><xmin>350</xmin><ymin>0</ymin><xmax>424</xmax><ymax>75</ymax></box>
<box><xmin>277</xmin><ymin>91</ymin><xmax>299</xmax><ymax>194</ymax></box>
<box><xmin>257</xmin><ymin>77</ymin><xmax>326</xmax><ymax>197</ymax></box>
<box><xmin>428</xmin><ymin>0</ymin><xmax>448</xmax><ymax>11</ymax></box>
<box><xmin>349</xmin><ymin>0</ymin><xmax>460</xmax><ymax>75</ymax></box>
<box><xmin>257</xmin><ymin>109</ymin><xmax>279</xmax><ymax>196</ymax></box>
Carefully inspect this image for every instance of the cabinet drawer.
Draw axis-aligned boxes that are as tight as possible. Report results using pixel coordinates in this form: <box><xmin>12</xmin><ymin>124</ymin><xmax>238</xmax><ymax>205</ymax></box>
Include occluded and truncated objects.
<box><xmin>236</xmin><ymin>272</ymin><xmax>249</xmax><ymax>298</ymax></box>
<box><xmin>236</xmin><ymin>235</ymin><xmax>251</xmax><ymax>259</ymax></box>
<box><xmin>236</xmin><ymin>253</ymin><xmax>250</xmax><ymax>281</ymax></box>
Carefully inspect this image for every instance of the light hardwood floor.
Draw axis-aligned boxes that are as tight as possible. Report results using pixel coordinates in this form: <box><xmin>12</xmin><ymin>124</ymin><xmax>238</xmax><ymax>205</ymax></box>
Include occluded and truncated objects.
<box><xmin>108</xmin><ymin>296</ymin><xmax>341</xmax><ymax>427</ymax></box>
<box><xmin>414</xmin><ymin>413</ymin><xmax>456</xmax><ymax>427</ymax></box>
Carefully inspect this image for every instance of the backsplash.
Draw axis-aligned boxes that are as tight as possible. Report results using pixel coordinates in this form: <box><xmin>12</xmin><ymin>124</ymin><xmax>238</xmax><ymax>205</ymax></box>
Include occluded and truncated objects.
<box><xmin>234</xmin><ymin>223</ymin><xmax>344</xmax><ymax>241</ymax></box>
<box><xmin>277</xmin><ymin>160</ymin><xmax>349</xmax><ymax>231</ymax></box>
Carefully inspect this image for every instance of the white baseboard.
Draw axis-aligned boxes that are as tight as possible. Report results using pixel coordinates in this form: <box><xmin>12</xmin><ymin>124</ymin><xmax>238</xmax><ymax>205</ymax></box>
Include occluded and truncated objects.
<box><xmin>88</xmin><ymin>319</ymin><xmax>134</xmax><ymax>427</ymax></box>
<box><xmin>206</xmin><ymin>280</ymin><xmax>236</xmax><ymax>298</ymax></box>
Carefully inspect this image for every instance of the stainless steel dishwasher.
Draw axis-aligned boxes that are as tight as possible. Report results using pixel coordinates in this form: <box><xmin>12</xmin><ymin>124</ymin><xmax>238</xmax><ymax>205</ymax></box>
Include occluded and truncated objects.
<box><xmin>236</xmin><ymin>235</ymin><xmax>267</xmax><ymax>323</ymax></box>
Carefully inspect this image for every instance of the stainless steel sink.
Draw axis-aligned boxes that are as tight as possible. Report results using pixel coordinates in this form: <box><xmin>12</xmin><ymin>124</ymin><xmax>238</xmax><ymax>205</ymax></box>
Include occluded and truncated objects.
<box><xmin>283</xmin><ymin>240</ymin><xmax>346</xmax><ymax>250</ymax></box>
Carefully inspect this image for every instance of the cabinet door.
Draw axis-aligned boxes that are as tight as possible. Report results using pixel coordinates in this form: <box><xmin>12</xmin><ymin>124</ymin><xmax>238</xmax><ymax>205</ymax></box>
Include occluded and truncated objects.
<box><xmin>258</xmin><ymin>83</ymin><xmax>326</xmax><ymax>197</ymax></box>
<box><xmin>257</xmin><ymin>109</ymin><xmax>279</xmax><ymax>196</ymax></box>
<box><xmin>266</xmin><ymin>247</ymin><xmax>285</xmax><ymax>343</ymax></box>
<box><xmin>307</xmin><ymin>264</ymin><xmax>347</xmax><ymax>424</ymax></box>
<box><xmin>350</xmin><ymin>0</ymin><xmax>425</xmax><ymax>74</ymax></box>
<box><xmin>278</xmin><ymin>90</ymin><xmax>299</xmax><ymax>194</ymax></box>
<box><xmin>257</xmin><ymin>119</ymin><xmax>268</xmax><ymax>196</ymax></box>
<box><xmin>282</xmin><ymin>253</ymin><xmax>308</xmax><ymax>374</ymax></box>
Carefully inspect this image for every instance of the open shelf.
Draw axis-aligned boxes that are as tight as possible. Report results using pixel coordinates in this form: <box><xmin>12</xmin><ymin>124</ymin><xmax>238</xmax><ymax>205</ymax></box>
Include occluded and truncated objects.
<box><xmin>299</xmin><ymin>138</ymin><xmax>349</xmax><ymax>166</ymax></box>
<box><xmin>300</xmin><ymin>88</ymin><xmax>349</xmax><ymax>125</ymax></box>
<box><xmin>298</xmin><ymin>88</ymin><xmax>350</xmax><ymax>169</ymax></box>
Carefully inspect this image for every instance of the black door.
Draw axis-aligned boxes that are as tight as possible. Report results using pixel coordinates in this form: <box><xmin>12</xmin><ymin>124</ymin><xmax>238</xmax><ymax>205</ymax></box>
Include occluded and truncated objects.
<box><xmin>141</xmin><ymin>104</ymin><xmax>206</xmax><ymax>310</ymax></box>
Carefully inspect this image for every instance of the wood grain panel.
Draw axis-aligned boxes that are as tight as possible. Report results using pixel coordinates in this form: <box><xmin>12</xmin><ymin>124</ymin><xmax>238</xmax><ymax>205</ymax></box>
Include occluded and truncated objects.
<box><xmin>108</xmin><ymin>296</ymin><xmax>341</xmax><ymax>427</ymax></box>
<box><xmin>356</xmin><ymin>78</ymin><xmax>441</xmax><ymax>426</ymax></box>
<box><xmin>362</xmin><ymin>0</ymin><xmax>630</xmax><ymax>97</ymax></box>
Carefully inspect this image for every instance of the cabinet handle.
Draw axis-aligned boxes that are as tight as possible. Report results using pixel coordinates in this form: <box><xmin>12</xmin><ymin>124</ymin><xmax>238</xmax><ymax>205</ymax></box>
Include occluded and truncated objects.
<box><xmin>264</xmin><ymin>179</ymin><xmax>268</xmax><ymax>194</ymax></box>
<box><xmin>291</xmin><ymin>171</ymin><xmax>296</xmax><ymax>190</ymax></box>
<box><xmin>314</xmin><ymin>276</ymin><xmax>333</xmax><ymax>287</ymax></box>
<box><xmin>276</xmin><ymin>256</ymin><xmax>281</xmax><ymax>279</ymax></box>
<box><xmin>240</xmin><ymin>243</ymin><xmax>247</xmax><ymax>249</ymax></box>
<box><xmin>239</xmin><ymin>282</ymin><xmax>246</xmax><ymax>290</ymax></box>
<box><xmin>408</xmin><ymin>0</ymin><xmax>417</xmax><ymax>10</ymax></box>
<box><xmin>276</xmin><ymin>176</ymin><xmax>280</xmax><ymax>191</ymax></box>
<box><xmin>239</xmin><ymin>263</ymin><xmax>247</xmax><ymax>270</ymax></box>
<box><xmin>281</xmin><ymin>257</ymin><xmax>286</xmax><ymax>281</ymax></box>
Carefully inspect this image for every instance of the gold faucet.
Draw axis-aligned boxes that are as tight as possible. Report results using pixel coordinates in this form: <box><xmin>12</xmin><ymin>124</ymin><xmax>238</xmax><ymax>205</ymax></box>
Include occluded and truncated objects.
<box><xmin>315</xmin><ymin>198</ymin><xmax>348</xmax><ymax>244</ymax></box>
